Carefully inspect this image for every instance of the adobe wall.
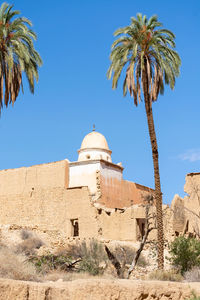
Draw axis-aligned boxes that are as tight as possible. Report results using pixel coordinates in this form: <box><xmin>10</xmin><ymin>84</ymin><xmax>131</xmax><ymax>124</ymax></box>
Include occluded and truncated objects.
<box><xmin>99</xmin><ymin>175</ymin><xmax>152</xmax><ymax>209</ymax></box>
<box><xmin>0</xmin><ymin>157</ymin><xmax>100</xmax><ymax>243</ymax></box>
<box><xmin>0</xmin><ymin>160</ymin><xmax>69</xmax><ymax>195</ymax></box>
<box><xmin>0</xmin><ymin>185</ymin><xmax>97</xmax><ymax>235</ymax></box>
<box><xmin>98</xmin><ymin>205</ymin><xmax>146</xmax><ymax>241</ymax></box>
<box><xmin>0</xmin><ymin>157</ymin><xmax>172</xmax><ymax>244</ymax></box>
<box><xmin>0</xmin><ymin>157</ymin><xmax>144</xmax><ymax>244</ymax></box>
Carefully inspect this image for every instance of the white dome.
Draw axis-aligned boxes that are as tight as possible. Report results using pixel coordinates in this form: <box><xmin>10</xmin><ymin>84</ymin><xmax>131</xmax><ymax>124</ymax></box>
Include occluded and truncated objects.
<box><xmin>80</xmin><ymin>131</ymin><xmax>110</xmax><ymax>151</ymax></box>
<box><xmin>78</xmin><ymin>131</ymin><xmax>112</xmax><ymax>162</ymax></box>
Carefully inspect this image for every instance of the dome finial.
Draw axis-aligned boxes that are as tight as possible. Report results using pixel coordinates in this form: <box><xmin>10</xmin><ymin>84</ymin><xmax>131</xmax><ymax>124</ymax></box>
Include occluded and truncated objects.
<box><xmin>93</xmin><ymin>124</ymin><xmax>95</xmax><ymax>132</ymax></box>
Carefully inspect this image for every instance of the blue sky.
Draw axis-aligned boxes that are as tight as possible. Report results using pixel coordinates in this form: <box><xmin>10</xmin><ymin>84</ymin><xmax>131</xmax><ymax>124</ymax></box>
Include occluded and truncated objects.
<box><xmin>0</xmin><ymin>0</ymin><xmax>200</xmax><ymax>204</ymax></box>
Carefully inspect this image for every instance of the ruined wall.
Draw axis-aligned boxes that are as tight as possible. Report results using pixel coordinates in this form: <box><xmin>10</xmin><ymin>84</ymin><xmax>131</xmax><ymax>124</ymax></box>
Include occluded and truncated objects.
<box><xmin>170</xmin><ymin>173</ymin><xmax>200</xmax><ymax>237</ymax></box>
<box><xmin>64</xmin><ymin>188</ymin><xmax>99</xmax><ymax>238</ymax></box>
<box><xmin>0</xmin><ymin>158</ymin><xmax>99</xmax><ymax>241</ymax></box>
<box><xmin>184</xmin><ymin>173</ymin><xmax>200</xmax><ymax>212</ymax></box>
<box><xmin>171</xmin><ymin>195</ymin><xmax>186</xmax><ymax>233</ymax></box>
<box><xmin>0</xmin><ymin>157</ymin><xmax>144</xmax><ymax>243</ymax></box>
<box><xmin>0</xmin><ymin>157</ymin><xmax>163</xmax><ymax>244</ymax></box>
<box><xmin>0</xmin><ymin>185</ymin><xmax>95</xmax><ymax>233</ymax></box>
<box><xmin>0</xmin><ymin>160</ymin><xmax>69</xmax><ymax>195</ymax></box>
<box><xmin>99</xmin><ymin>176</ymin><xmax>152</xmax><ymax>209</ymax></box>
<box><xmin>98</xmin><ymin>205</ymin><xmax>146</xmax><ymax>241</ymax></box>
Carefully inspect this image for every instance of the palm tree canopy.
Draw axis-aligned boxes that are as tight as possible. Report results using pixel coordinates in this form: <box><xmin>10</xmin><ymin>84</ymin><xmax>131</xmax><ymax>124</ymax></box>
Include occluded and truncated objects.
<box><xmin>0</xmin><ymin>2</ymin><xmax>42</xmax><ymax>113</ymax></box>
<box><xmin>107</xmin><ymin>13</ymin><xmax>181</xmax><ymax>106</ymax></box>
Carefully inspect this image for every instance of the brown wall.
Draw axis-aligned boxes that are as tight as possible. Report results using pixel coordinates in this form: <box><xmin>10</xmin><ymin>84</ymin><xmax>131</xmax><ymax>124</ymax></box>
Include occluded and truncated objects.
<box><xmin>99</xmin><ymin>175</ymin><xmax>152</xmax><ymax>209</ymax></box>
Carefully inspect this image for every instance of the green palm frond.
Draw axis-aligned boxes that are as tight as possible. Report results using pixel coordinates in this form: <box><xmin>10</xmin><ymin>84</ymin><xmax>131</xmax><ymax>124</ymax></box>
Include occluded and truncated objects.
<box><xmin>107</xmin><ymin>13</ymin><xmax>181</xmax><ymax>105</ymax></box>
<box><xmin>0</xmin><ymin>2</ymin><xmax>42</xmax><ymax>114</ymax></box>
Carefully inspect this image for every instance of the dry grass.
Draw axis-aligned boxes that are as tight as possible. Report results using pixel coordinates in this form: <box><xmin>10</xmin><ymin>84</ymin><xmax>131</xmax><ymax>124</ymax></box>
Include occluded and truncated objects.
<box><xmin>41</xmin><ymin>269</ymin><xmax>114</xmax><ymax>282</ymax></box>
<box><xmin>148</xmin><ymin>269</ymin><xmax>183</xmax><ymax>282</ymax></box>
<box><xmin>184</xmin><ymin>267</ymin><xmax>200</xmax><ymax>282</ymax></box>
<box><xmin>0</xmin><ymin>246</ymin><xmax>37</xmax><ymax>281</ymax></box>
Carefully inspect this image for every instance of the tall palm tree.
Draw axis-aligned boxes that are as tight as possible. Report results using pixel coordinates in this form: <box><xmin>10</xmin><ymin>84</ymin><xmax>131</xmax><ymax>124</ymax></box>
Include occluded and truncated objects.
<box><xmin>107</xmin><ymin>14</ymin><xmax>181</xmax><ymax>269</ymax></box>
<box><xmin>0</xmin><ymin>2</ymin><xmax>42</xmax><ymax>114</ymax></box>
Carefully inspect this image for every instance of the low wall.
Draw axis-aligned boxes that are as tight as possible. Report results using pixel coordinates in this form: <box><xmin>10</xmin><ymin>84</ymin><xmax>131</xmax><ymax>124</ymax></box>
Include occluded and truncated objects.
<box><xmin>0</xmin><ymin>278</ymin><xmax>199</xmax><ymax>300</ymax></box>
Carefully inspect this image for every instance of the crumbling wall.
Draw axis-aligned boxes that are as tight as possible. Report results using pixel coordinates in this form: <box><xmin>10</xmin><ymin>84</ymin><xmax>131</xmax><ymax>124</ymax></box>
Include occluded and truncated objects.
<box><xmin>0</xmin><ymin>182</ymin><xmax>99</xmax><ymax>244</ymax></box>
<box><xmin>184</xmin><ymin>173</ymin><xmax>200</xmax><ymax>212</ymax></box>
<box><xmin>94</xmin><ymin>205</ymin><xmax>146</xmax><ymax>242</ymax></box>
<box><xmin>171</xmin><ymin>195</ymin><xmax>186</xmax><ymax>234</ymax></box>
<box><xmin>64</xmin><ymin>187</ymin><xmax>99</xmax><ymax>238</ymax></box>
<box><xmin>170</xmin><ymin>173</ymin><xmax>200</xmax><ymax>237</ymax></box>
<box><xmin>0</xmin><ymin>160</ymin><xmax>69</xmax><ymax>195</ymax></box>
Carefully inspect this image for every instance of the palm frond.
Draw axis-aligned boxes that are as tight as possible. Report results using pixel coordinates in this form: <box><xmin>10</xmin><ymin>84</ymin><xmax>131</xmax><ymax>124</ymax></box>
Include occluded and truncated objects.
<box><xmin>107</xmin><ymin>13</ymin><xmax>181</xmax><ymax>107</ymax></box>
<box><xmin>0</xmin><ymin>2</ymin><xmax>42</xmax><ymax>113</ymax></box>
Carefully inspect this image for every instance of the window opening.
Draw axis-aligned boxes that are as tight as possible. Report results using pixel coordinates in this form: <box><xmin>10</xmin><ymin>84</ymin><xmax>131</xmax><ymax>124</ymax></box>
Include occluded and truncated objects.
<box><xmin>136</xmin><ymin>218</ymin><xmax>146</xmax><ymax>239</ymax></box>
<box><xmin>71</xmin><ymin>219</ymin><xmax>79</xmax><ymax>237</ymax></box>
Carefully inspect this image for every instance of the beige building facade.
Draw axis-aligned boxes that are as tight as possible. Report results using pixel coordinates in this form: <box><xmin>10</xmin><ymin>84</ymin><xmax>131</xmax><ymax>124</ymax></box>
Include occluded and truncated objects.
<box><xmin>0</xmin><ymin>130</ymin><xmax>199</xmax><ymax>245</ymax></box>
<box><xmin>0</xmin><ymin>131</ymin><xmax>154</xmax><ymax>243</ymax></box>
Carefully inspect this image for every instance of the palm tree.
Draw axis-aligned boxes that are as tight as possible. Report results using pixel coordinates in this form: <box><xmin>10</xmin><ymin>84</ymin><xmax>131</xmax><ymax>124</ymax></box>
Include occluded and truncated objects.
<box><xmin>0</xmin><ymin>2</ymin><xmax>42</xmax><ymax>114</ymax></box>
<box><xmin>107</xmin><ymin>14</ymin><xmax>181</xmax><ymax>269</ymax></box>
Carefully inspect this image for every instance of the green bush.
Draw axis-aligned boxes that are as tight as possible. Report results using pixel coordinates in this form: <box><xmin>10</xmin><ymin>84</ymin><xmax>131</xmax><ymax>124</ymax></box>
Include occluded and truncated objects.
<box><xmin>169</xmin><ymin>236</ymin><xmax>200</xmax><ymax>274</ymax></box>
<box><xmin>29</xmin><ymin>253</ymin><xmax>73</xmax><ymax>274</ymax></box>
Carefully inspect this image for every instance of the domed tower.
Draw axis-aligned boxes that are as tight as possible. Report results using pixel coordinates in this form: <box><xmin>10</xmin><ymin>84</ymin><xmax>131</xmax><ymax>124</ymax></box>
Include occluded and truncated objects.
<box><xmin>78</xmin><ymin>131</ymin><xmax>112</xmax><ymax>162</ymax></box>
<box><xmin>68</xmin><ymin>129</ymin><xmax>123</xmax><ymax>195</ymax></box>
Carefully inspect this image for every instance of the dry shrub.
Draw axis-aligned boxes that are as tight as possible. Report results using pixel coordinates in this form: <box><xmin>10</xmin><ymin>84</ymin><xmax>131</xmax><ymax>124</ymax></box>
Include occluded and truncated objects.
<box><xmin>148</xmin><ymin>269</ymin><xmax>183</xmax><ymax>282</ymax></box>
<box><xmin>16</xmin><ymin>237</ymin><xmax>43</xmax><ymax>255</ymax></box>
<box><xmin>113</xmin><ymin>245</ymin><xmax>147</xmax><ymax>267</ymax></box>
<box><xmin>184</xmin><ymin>267</ymin><xmax>200</xmax><ymax>282</ymax></box>
<box><xmin>20</xmin><ymin>229</ymin><xmax>32</xmax><ymax>240</ymax></box>
<box><xmin>59</xmin><ymin>239</ymin><xmax>108</xmax><ymax>276</ymax></box>
<box><xmin>0</xmin><ymin>246</ymin><xmax>37</xmax><ymax>281</ymax></box>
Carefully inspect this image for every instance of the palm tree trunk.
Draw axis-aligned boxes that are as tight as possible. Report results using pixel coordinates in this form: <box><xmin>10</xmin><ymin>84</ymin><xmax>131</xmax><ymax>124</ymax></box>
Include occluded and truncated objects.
<box><xmin>142</xmin><ymin>60</ymin><xmax>164</xmax><ymax>269</ymax></box>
